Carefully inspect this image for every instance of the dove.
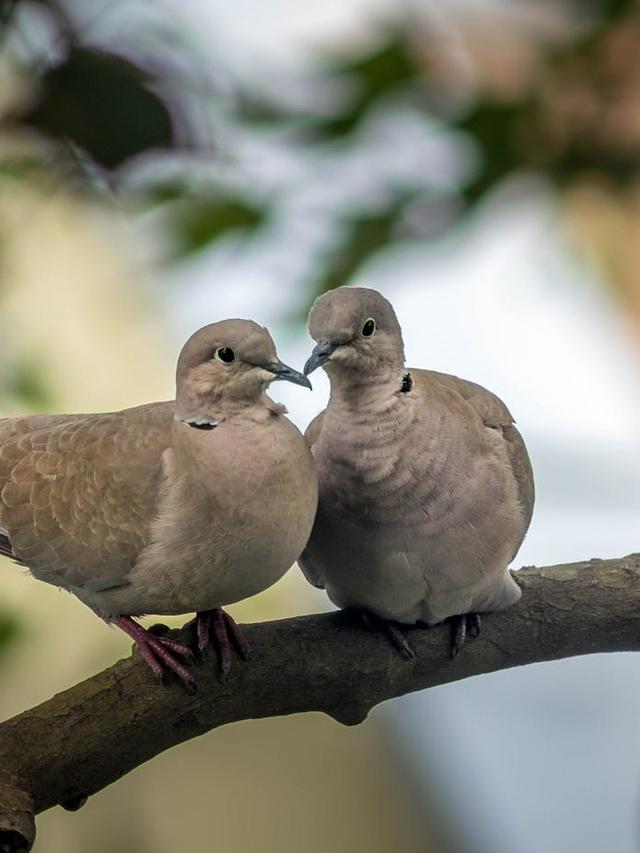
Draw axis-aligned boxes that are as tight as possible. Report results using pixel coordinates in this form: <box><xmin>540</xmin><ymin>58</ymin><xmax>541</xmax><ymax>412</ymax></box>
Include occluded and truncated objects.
<box><xmin>300</xmin><ymin>287</ymin><xmax>534</xmax><ymax>658</ymax></box>
<box><xmin>0</xmin><ymin>320</ymin><xmax>318</xmax><ymax>687</ymax></box>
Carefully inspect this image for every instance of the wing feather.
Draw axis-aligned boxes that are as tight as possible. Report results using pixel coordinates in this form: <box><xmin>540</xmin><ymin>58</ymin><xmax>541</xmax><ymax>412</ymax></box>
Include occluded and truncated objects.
<box><xmin>417</xmin><ymin>369</ymin><xmax>535</xmax><ymax>539</ymax></box>
<box><xmin>0</xmin><ymin>402</ymin><xmax>175</xmax><ymax>591</ymax></box>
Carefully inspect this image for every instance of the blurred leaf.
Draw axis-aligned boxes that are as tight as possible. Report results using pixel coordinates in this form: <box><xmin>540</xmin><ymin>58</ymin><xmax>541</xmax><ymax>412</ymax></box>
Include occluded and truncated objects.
<box><xmin>0</xmin><ymin>0</ymin><xmax>17</xmax><ymax>28</ymax></box>
<box><xmin>169</xmin><ymin>197</ymin><xmax>265</xmax><ymax>259</ymax></box>
<box><xmin>0</xmin><ymin>155</ymin><xmax>46</xmax><ymax>183</ymax></box>
<box><xmin>312</xmin><ymin>205</ymin><xmax>404</xmax><ymax>297</ymax></box>
<box><xmin>6</xmin><ymin>357</ymin><xmax>54</xmax><ymax>409</ymax></box>
<box><xmin>330</xmin><ymin>33</ymin><xmax>416</xmax><ymax>93</ymax></box>
<box><xmin>0</xmin><ymin>606</ymin><xmax>20</xmax><ymax>666</ymax></box>
<box><xmin>236</xmin><ymin>91</ymin><xmax>302</xmax><ymax>126</ymax></box>
<box><xmin>317</xmin><ymin>34</ymin><xmax>422</xmax><ymax>138</ymax></box>
<box><xmin>23</xmin><ymin>47</ymin><xmax>174</xmax><ymax>169</ymax></box>
<box><xmin>587</xmin><ymin>0</ymin><xmax>637</xmax><ymax>21</ymax></box>
<box><xmin>455</xmin><ymin>101</ymin><xmax>531</xmax><ymax>205</ymax></box>
<box><xmin>236</xmin><ymin>34</ymin><xmax>421</xmax><ymax>139</ymax></box>
<box><xmin>143</xmin><ymin>179</ymin><xmax>193</xmax><ymax>206</ymax></box>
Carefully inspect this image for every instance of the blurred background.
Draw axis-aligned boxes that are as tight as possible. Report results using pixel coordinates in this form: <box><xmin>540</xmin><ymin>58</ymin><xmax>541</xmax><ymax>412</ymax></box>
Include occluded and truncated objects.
<box><xmin>0</xmin><ymin>0</ymin><xmax>639</xmax><ymax>851</ymax></box>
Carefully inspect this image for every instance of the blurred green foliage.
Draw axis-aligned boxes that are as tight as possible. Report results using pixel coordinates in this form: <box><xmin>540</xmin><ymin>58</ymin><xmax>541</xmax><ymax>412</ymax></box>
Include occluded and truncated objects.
<box><xmin>168</xmin><ymin>198</ymin><xmax>264</xmax><ymax>260</ymax></box>
<box><xmin>317</xmin><ymin>200</ymin><xmax>412</xmax><ymax>295</ymax></box>
<box><xmin>0</xmin><ymin>606</ymin><xmax>20</xmax><ymax>667</ymax></box>
<box><xmin>4</xmin><ymin>357</ymin><xmax>54</xmax><ymax>410</ymax></box>
<box><xmin>317</xmin><ymin>36</ymin><xmax>419</xmax><ymax>139</ymax></box>
<box><xmin>0</xmin><ymin>0</ymin><xmax>638</xmax><ymax>296</ymax></box>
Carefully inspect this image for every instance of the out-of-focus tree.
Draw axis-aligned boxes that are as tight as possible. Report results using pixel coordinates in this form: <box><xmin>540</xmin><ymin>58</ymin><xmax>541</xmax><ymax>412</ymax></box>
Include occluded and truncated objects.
<box><xmin>2</xmin><ymin>0</ymin><xmax>639</xmax><ymax>324</ymax></box>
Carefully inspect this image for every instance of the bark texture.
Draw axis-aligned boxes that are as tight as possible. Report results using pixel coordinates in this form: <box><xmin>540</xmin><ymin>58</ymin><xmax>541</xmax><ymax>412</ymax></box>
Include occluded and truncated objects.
<box><xmin>1</xmin><ymin>553</ymin><xmax>639</xmax><ymax>851</ymax></box>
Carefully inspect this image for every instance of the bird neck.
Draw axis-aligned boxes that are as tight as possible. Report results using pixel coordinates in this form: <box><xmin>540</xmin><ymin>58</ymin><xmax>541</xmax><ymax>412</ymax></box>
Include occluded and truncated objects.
<box><xmin>175</xmin><ymin>387</ymin><xmax>281</xmax><ymax>427</ymax></box>
<box><xmin>326</xmin><ymin>365</ymin><xmax>407</xmax><ymax>415</ymax></box>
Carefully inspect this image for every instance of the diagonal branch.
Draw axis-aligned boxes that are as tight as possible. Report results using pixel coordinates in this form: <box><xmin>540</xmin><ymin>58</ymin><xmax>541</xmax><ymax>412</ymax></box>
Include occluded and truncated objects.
<box><xmin>1</xmin><ymin>553</ymin><xmax>639</xmax><ymax>852</ymax></box>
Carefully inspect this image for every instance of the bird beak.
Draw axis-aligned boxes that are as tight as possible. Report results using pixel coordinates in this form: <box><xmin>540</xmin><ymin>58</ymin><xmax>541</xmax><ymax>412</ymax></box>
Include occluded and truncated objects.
<box><xmin>263</xmin><ymin>360</ymin><xmax>312</xmax><ymax>390</ymax></box>
<box><xmin>304</xmin><ymin>341</ymin><xmax>336</xmax><ymax>376</ymax></box>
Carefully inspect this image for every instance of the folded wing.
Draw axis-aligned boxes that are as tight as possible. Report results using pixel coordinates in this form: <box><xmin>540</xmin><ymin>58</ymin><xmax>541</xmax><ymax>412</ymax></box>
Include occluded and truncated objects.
<box><xmin>421</xmin><ymin>369</ymin><xmax>535</xmax><ymax>540</ymax></box>
<box><xmin>0</xmin><ymin>402</ymin><xmax>174</xmax><ymax>593</ymax></box>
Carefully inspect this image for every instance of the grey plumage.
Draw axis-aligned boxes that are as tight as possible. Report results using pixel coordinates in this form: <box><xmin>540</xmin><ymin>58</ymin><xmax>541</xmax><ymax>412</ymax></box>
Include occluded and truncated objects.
<box><xmin>300</xmin><ymin>287</ymin><xmax>534</xmax><ymax>643</ymax></box>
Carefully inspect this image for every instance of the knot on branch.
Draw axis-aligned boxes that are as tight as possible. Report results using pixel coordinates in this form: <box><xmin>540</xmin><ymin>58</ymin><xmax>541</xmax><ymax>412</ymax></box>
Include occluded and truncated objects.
<box><xmin>326</xmin><ymin>701</ymin><xmax>371</xmax><ymax>727</ymax></box>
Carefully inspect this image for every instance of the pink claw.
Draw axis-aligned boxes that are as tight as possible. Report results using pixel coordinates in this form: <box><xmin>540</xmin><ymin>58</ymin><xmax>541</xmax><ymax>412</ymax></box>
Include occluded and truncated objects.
<box><xmin>196</xmin><ymin>608</ymin><xmax>249</xmax><ymax>680</ymax></box>
<box><xmin>116</xmin><ymin>616</ymin><xmax>196</xmax><ymax>690</ymax></box>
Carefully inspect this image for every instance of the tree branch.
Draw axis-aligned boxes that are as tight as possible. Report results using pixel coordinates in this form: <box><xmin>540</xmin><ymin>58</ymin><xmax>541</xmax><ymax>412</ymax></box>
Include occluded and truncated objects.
<box><xmin>1</xmin><ymin>553</ymin><xmax>639</xmax><ymax>852</ymax></box>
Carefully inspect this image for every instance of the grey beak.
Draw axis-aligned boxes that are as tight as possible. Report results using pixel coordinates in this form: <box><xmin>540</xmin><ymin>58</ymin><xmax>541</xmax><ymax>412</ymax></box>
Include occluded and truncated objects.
<box><xmin>264</xmin><ymin>360</ymin><xmax>312</xmax><ymax>390</ymax></box>
<box><xmin>304</xmin><ymin>341</ymin><xmax>336</xmax><ymax>376</ymax></box>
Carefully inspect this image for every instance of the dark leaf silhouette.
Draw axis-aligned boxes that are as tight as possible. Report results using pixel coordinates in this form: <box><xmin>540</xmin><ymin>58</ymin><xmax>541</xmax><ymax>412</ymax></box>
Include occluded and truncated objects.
<box><xmin>23</xmin><ymin>48</ymin><xmax>174</xmax><ymax>169</ymax></box>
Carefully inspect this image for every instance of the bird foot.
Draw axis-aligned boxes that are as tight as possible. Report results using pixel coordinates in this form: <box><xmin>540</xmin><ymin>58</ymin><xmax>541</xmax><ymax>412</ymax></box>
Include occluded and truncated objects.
<box><xmin>116</xmin><ymin>616</ymin><xmax>196</xmax><ymax>691</ymax></box>
<box><xmin>450</xmin><ymin>613</ymin><xmax>481</xmax><ymax>658</ymax></box>
<box><xmin>360</xmin><ymin>610</ymin><xmax>416</xmax><ymax>660</ymax></box>
<box><xmin>195</xmin><ymin>608</ymin><xmax>249</xmax><ymax>681</ymax></box>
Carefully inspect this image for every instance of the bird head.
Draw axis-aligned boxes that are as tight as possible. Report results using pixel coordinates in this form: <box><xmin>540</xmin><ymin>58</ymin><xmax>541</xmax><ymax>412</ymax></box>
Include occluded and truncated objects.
<box><xmin>176</xmin><ymin>320</ymin><xmax>310</xmax><ymax>425</ymax></box>
<box><xmin>304</xmin><ymin>287</ymin><xmax>405</xmax><ymax>379</ymax></box>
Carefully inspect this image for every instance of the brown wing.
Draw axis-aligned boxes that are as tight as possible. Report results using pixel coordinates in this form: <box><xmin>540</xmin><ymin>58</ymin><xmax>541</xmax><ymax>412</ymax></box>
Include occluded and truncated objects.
<box><xmin>422</xmin><ymin>369</ymin><xmax>514</xmax><ymax>426</ymax></box>
<box><xmin>502</xmin><ymin>423</ymin><xmax>535</xmax><ymax>536</ymax></box>
<box><xmin>0</xmin><ymin>402</ymin><xmax>174</xmax><ymax>592</ymax></box>
<box><xmin>416</xmin><ymin>369</ymin><xmax>535</xmax><ymax>537</ymax></box>
<box><xmin>0</xmin><ymin>414</ymin><xmax>83</xmax><ymax>566</ymax></box>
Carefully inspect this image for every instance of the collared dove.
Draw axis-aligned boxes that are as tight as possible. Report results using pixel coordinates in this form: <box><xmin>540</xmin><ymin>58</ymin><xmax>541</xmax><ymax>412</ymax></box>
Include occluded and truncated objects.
<box><xmin>301</xmin><ymin>287</ymin><xmax>534</xmax><ymax>657</ymax></box>
<box><xmin>0</xmin><ymin>320</ymin><xmax>318</xmax><ymax>687</ymax></box>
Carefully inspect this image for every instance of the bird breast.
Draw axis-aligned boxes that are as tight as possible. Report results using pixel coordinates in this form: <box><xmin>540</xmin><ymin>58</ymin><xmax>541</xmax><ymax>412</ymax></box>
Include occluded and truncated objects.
<box><xmin>119</xmin><ymin>416</ymin><xmax>318</xmax><ymax>615</ymax></box>
<box><xmin>315</xmin><ymin>396</ymin><xmax>440</xmax><ymax>527</ymax></box>
<box><xmin>307</xmin><ymin>390</ymin><xmax>525</xmax><ymax>623</ymax></box>
<box><xmin>314</xmin><ymin>392</ymin><xmax>516</xmax><ymax>541</ymax></box>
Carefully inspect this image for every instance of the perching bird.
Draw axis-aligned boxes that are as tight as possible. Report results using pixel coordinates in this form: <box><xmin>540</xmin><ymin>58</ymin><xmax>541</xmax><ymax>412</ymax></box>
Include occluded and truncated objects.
<box><xmin>300</xmin><ymin>287</ymin><xmax>534</xmax><ymax>657</ymax></box>
<box><xmin>0</xmin><ymin>320</ymin><xmax>318</xmax><ymax>687</ymax></box>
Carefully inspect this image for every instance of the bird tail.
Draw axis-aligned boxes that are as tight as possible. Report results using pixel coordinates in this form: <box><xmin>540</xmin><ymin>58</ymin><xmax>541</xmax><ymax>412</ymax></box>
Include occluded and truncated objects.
<box><xmin>492</xmin><ymin>571</ymin><xmax>522</xmax><ymax>611</ymax></box>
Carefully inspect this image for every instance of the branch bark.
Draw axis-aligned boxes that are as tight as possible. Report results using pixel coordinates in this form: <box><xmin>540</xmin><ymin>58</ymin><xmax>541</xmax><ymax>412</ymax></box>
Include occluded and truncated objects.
<box><xmin>1</xmin><ymin>553</ymin><xmax>639</xmax><ymax>851</ymax></box>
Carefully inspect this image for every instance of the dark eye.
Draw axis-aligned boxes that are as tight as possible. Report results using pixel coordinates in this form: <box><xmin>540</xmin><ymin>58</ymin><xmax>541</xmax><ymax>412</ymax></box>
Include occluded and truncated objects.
<box><xmin>361</xmin><ymin>318</ymin><xmax>376</xmax><ymax>338</ymax></box>
<box><xmin>215</xmin><ymin>346</ymin><xmax>236</xmax><ymax>364</ymax></box>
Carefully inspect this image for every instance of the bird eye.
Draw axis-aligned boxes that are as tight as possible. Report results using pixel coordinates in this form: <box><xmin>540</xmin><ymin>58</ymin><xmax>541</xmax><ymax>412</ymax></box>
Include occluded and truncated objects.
<box><xmin>214</xmin><ymin>346</ymin><xmax>236</xmax><ymax>364</ymax></box>
<box><xmin>361</xmin><ymin>318</ymin><xmax>376</xmax><ymax>338</ymax></box>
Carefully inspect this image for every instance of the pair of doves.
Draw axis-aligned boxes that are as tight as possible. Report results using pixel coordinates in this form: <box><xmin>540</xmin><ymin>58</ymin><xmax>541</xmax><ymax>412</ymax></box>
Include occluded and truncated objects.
<box><xmin>0</xmin><ymin>287</ymin><xmax>534</xmax><ymax>689</ymax></box>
